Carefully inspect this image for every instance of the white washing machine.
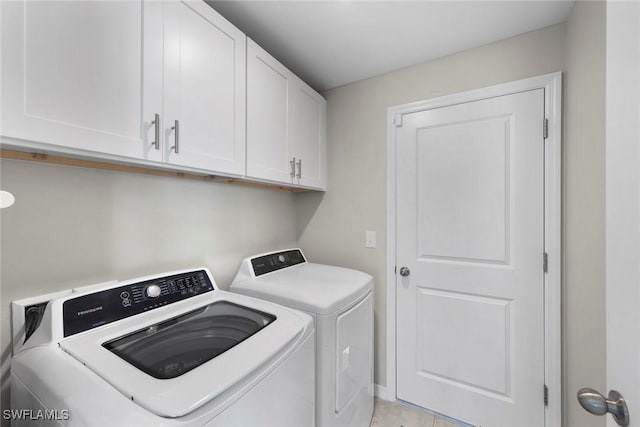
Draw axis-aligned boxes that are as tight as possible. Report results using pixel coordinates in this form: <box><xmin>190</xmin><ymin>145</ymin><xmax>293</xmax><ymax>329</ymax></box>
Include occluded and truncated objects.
<box><xmin>231</xmin><ymin>249</ymin><xmax>374</xmax><ymax>427</ymax></box>
<box><xmin>10</xmin><ymin>268</ymin><xmax>315</xmax><ymax>427</ymax></box>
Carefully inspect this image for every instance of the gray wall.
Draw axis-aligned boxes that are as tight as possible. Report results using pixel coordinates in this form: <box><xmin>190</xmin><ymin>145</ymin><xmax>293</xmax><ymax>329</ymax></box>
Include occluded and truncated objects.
<box><xmin>0</xmin><ymin>4</ymin><xmax>607</xmax><ymax>426</ymax></box>
<box><xmin>297</xmin><ymin>21</ymin><xmax>566</xmax><ymax>391</ymax></box>
<box><xmin>0</xmin><ymin>159</ymin><xmax>299</xmax><ymax>413</ymax></box>
<box><xmin>563</xmin><ymin>1</ymin><xmax>606</xmax><ymax>427</ymax></box>
<box><xmin>298</xmin><ymin>5</ymin><xmax>605</xmax><ymax>426</ymax></box>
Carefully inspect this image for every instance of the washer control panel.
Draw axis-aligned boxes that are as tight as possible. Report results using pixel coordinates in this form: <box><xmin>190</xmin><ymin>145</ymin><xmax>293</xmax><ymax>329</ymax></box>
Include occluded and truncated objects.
<box><xmin>62</xmin><ymin>270</ymin><xmax>214</xmax><ymax>337</ymax></box>
<box><xmin>251</xmin><ymin>249</ymin><xmax>306</xmax><ymax>277</ymax></box>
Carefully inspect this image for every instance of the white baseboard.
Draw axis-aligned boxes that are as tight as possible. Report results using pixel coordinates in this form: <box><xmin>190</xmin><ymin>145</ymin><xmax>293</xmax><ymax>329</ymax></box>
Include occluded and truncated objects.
<box><xmin>374</xmin><ymin>384</ymin><xmax>393</xmax><ymax>401</ymax></box>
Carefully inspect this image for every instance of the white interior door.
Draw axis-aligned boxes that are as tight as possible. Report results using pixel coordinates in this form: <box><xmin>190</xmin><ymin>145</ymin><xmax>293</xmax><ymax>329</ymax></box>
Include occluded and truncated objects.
<box><xmin>578</xmin><ymin>3</ymin><xmax>640</xmax><ymax>427</ymax></box>
<box><xmin>605</xmin><ymin>0</ymin><xmax>640</xmax><ymax>424</ymax></box>
<box><xmin>396</xmin><ymin>89</ymin><xmax>546</xmax><ymax>426</ymax></box>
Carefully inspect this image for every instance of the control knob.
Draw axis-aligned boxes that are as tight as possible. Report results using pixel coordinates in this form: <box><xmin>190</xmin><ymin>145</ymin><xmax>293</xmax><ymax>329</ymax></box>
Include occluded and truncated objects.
<box><xmin>278</xmin><ymin>255</ymin><xmax>286</xmax><ymax>263</ymax></box>
<box><xmin>146</xmin><ymin>284</ymin><xmax>162</xmax><ymax>299</ymax></box>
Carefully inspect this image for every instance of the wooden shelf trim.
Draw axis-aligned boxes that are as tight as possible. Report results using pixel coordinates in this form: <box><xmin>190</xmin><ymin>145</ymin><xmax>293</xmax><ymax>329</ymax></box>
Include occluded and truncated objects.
<box><xmin>0</xmin><ymin>149</ymin><xmax>309</xmax><ymax>193</ymax></box>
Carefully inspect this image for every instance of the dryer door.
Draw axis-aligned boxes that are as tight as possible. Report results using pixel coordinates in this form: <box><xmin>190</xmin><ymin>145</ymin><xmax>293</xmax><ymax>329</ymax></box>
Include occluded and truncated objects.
<box><xmin>335</xmin><ymin>292</ymin><xmax>373</xmax><ymax>412</ymax></box>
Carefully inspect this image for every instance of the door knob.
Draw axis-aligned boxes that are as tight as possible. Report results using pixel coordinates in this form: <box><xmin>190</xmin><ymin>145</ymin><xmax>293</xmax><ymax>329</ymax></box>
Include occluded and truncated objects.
<box><xmin>399</xmin><ymin>267</ymin><xmax>410</xmax><ymax>277</ymax></box>
<box><xmin>577</xmin><ymin>388</ymin><xmax>629</xmax><ymax>426</ymax></box>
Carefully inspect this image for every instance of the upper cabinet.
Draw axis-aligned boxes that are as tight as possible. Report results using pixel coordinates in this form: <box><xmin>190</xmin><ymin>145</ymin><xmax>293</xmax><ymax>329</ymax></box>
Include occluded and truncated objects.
<box><xmin>246</xmin><ymin>39</ymin><xmax>327</xmax><ymax>190</ymax></box>
<box><xmin>160</xmin><ymin>1</ymin><xmax>246</xmax><ymax>175</ymax></box>
<box><xmin>1</xmin><ymin>0</ymin><xmax>246</xmax><ymax>176</ymax></box>
<box><xmin>291</xmin><ymin>82</ymin><xmax>327</xmax><ymax>190</ymax></box>
<box><xmin>1</xmin><ymin>1</ymin><xmax>154</xmax><ymax>160</ymax></box>
<box><xmin>1</xmin><ymin>1</ymin><xmax>324</xmax><ymax>189</ymax></box>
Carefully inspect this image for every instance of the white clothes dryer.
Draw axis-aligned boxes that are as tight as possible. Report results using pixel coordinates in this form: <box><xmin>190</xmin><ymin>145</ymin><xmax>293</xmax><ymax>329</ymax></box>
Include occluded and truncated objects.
<box><xmin>10</xmin><ymin>268</ymin><xmax>315</xmax><ymax>427</ymax></box>
<box><xmin>231</xmin><ymin>249</ymin><xmax>374</xmax><ymax>427</ymax></box>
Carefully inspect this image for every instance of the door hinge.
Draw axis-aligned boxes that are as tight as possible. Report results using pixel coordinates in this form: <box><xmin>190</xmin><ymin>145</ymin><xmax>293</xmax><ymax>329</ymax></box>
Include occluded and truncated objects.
<box><xmin>543</xmin><ymin>118</ymin><xmax>549</xmax><ymax>139</ymax></box>
<box><xmin>544</xmin><ymin>385</ymin><xmax>549</xmax><ymax>406</ymax></box>
<box><xmin>543</xmin><ymin>252</ymin><xmax>549</xmax><ymax>273</ymax></box>
<box><xmin>393</xmin><ymin>114</ymin><xmax>403</xmax><ymax>128</ymax></box>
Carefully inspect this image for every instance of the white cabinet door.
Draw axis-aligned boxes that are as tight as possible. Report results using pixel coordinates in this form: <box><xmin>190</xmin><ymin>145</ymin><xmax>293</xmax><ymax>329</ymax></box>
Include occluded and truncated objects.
<box><xmin>246</xmin><ymin>39</ymin><xmax>295</xmax><ymax>184</ymax></box>
<box><xmin>291</xmin><ymin>80</ymin><xmax>327</xmax><ymax>189</ymax></box>
<box><xmin>246</xmin><ymin>38</ymin><xmax>326</xmax><ymax>190</ymax></box>
<box><xmin>163</xmin><ymin>1</ymin><xmax>246</xmax><ymax>176</ymax></box>
<box><xmin>0</xmin><ymin>0</ymin><xmax>161</xmax><ymax>161</ymax></box>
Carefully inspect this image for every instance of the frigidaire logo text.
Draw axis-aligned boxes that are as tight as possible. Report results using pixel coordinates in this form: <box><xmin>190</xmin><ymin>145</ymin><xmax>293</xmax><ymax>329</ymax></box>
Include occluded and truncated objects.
<box><xmin>77</xmin><ymin>306</ymin><xmax>102</xmax><ymax>316</ymax></box>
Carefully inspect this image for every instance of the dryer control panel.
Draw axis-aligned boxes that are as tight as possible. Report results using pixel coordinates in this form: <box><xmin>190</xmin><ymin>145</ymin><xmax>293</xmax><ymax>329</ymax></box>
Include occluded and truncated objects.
<box><xmin>251</xmin><ymin>249</ymin><xmax>306</xmax><ymax>277</ymax></box>
<box><xmin>62</xmin><ymin>270</ymin><xmax>214</xmax><ymax>337</ymax></box>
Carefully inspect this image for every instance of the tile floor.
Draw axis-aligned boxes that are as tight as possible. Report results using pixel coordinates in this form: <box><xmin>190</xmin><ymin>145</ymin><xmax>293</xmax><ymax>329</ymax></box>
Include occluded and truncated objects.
<box><xmin>370</xmin><ymin>398</ymin><xmax>467</xmax><ymax>427</ymax></box>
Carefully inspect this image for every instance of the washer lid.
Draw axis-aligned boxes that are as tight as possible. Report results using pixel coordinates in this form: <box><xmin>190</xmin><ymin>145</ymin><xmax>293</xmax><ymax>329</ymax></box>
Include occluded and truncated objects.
<box><xmin>231</xmin><ymin>263</ymin><xmax>373</xmax><ymax>315</ymax></box>
<box><xmin>102</xmin><ymin>301</ymin><xmax>276</xmax><ymax>380</ymax></box>
<box><xmin>59</xmin><ymin>291</ymin><xmax>310</xmax><ymax>418</ymax></box>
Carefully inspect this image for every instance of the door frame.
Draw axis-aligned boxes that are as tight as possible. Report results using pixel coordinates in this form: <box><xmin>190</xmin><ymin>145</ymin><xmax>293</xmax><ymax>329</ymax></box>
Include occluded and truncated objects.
<box><xmin>385</xmin><ymin>72</ymin><xmax>562</xmax><ymax>427</ymax></box>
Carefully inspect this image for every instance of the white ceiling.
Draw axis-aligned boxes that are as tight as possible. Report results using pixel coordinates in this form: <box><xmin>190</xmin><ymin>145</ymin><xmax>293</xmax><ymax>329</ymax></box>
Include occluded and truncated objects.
<box><xmin>207</xmin><ymin>1</ymin><xmax>575</xmax><ymax>91</ymax></box>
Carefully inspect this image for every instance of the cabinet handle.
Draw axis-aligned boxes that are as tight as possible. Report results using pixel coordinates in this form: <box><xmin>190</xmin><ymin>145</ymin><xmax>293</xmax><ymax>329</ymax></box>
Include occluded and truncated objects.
<box><xmin>296</xmin><ymin>159</ymin><xmax>302</xmax><ymax>179</ymax></box>
<box><xmin>151</xmin><ymin>113</ymin><xmax>160</xmax><ymax>150</ymax></box>
<box><xmin>290</xmin><ymin>157</ymin><xmax>296</xmax><ymax>178</ymax></box>
<box><xmin>171</xmin><ymin>120</ymin><xmax>179</xmax><ymax>154</ymax></box>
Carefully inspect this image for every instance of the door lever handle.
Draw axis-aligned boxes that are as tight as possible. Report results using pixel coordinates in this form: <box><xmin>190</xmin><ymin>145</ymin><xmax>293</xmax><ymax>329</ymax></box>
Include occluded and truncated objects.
<box><xmin>577</xmin><ymin>388</ymin><xmax>629</xmax><ymax>426</ymax></box>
